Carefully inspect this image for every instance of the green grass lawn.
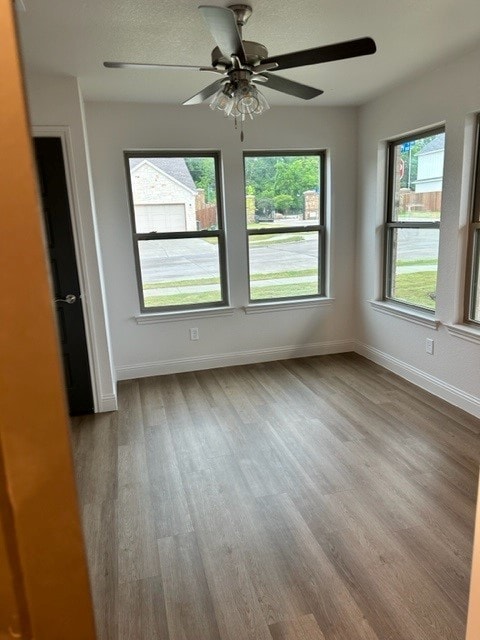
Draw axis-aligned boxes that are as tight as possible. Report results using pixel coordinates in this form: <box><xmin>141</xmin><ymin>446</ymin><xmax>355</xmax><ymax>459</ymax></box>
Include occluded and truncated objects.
<box><xmin>204</xmin><ymin>233</ymin><xmax>306</xmax><ymax>245</ymax></box>
<box><xmin>144</xmin><ymin>267</ymin><xmax>319</xmax><ymax>306</ymax></box>
<box><xmin>393</xmin><ymin>271</ymin><xmax>437</xmax><ymax>309</ymax></box>
<box><xmin>396</xmin><ymin>258</ymin><xmax>438</xmax><ymax>267</ymax></box>
<box><xmin>143</xmin><ymin>261</ymin><xmax>437</xmax><ymax>309</ymax></box>
<box><xmin>397</xmin><ymin>210</ymin><xmax>440</xmax><ymax>221</ymax></box>
<box><xmin>249</xmin><ymin>234</ymin><xmax>305</xmax><ymax>244</ymax></box>
<box><xmin>145</xmin><ymin>281</ymin><xmax>319</xmax><ymax>306</ymax></box>
<box><xmin>145</xmin><ymin>290</ymin><xmax>222</xmax><ymax>307</ymax></box>
<box><xmin>143</xmin><ymin>275</ymin><xmax>220</xmax><ymax>290</ymax></box>
<box><xmin>250</xmin><ymin>281</ymin><xmax>318</xmax><ymax>300</ymax></box>
<box><xmin>143</xmin><ymin>268</ymin><xmax>317</xmax><ymax>291</ymax></box>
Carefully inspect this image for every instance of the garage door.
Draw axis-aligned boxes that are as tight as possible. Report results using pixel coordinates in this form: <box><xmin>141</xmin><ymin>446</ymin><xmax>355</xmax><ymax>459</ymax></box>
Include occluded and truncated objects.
<box><xmin>134</xmin><ymin>203</ymin><xmax>186</xmax><ymax>232</ymax></box>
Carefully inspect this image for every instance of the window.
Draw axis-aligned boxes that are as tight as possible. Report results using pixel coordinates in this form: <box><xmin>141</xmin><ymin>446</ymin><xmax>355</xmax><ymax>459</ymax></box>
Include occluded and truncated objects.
<box><xmin>125</xmin><ymin>153</ymin><xmax>227</xmax><ymax>312</ymax></box>
<box><xmin>244</xmin><ymin>152</ymin><xmax>326</xmax><ymax>303</ymax></box>
<box><xmin>466</xmin><ymin>118</ymin><xmax>480</xmax><ymax>324</ymax></box>
<box><xmin>384</xmin><ymin>128</ymin><xmax>445</xmax><ymax>312</ymax></box>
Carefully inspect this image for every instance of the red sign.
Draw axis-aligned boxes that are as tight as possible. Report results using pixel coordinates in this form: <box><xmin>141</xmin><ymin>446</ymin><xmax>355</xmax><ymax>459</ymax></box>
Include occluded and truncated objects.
<box><xmin>397</xmin><ymin>158</ymin><xmax>405</xmax><ymax>180</ymax></box>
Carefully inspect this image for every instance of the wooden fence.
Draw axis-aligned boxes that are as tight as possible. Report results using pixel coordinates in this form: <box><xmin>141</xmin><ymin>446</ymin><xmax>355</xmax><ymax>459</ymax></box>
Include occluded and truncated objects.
<box><xmin>399</xmin><ymin>190</ymin><xmax>442</xmax><ymax>213</ymax></box>
<box><xmin>196</xmin><ymin>204</ymin><xmax>217</xmax><ymax>230</ymax></box>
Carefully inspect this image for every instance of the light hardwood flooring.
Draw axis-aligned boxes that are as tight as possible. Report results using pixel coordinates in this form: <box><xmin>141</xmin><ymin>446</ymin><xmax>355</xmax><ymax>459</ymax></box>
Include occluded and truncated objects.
<box><xmin>71</xmin><ymin>353</ymin><xmax>480</xmax><ymax>640</ymax></box>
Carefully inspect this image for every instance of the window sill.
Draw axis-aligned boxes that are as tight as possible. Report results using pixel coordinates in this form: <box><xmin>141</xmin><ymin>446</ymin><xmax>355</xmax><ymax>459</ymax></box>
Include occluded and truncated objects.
<box><xmin>135</xmin><ymin>306</ymin><xmax>235</xmax><ymax>324</ymax></box>
<box><xmin>369</xmin><ymin>300</ymin><xmax>439</xmax><ymax>329</ymax></box>
<box><xmin>244</xmin><ymin>297</ymin><xmax>334</xmax><ymax>314</ymax></box>
<box><xmin>445</xmin><ymin>323</ymin><xmax>480</xmax><ymax>344</ymax></box>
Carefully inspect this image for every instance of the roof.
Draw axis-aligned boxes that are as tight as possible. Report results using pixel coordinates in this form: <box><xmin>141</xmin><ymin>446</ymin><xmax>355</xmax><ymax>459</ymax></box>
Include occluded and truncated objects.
<box><xmin>130</xmin><ymin>157</ymin><xmax>197</xmax><ymax>191</ymax></box>
<box><xmin>417</xmin><ymin>133</ymin><xmax>445</xmax><ymax>155</ymax></box>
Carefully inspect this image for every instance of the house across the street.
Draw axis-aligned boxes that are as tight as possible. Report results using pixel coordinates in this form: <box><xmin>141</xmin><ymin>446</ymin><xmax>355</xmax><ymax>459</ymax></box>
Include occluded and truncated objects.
<box><xmin>129</xmin><ymin>157</ymin><xmax>198</xmax><ymax>232</ymax></box>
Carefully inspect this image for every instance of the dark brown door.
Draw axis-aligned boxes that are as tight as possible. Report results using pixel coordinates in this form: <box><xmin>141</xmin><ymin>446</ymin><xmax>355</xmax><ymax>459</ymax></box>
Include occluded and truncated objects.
<box><xmin>34</xmin><ymin>136</ymin><xmax>94</xmax><ymax>415</ymax></box>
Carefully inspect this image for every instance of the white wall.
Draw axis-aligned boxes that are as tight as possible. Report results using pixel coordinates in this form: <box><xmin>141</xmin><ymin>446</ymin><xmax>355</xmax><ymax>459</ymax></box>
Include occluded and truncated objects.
<box><xmin>356</xmin><ymin>44</ymin><xmax>480</xmax><ymax>417</ymax></box>
<box><xmin>25</xmin><ymin>75</ymin><xmax>117</xmax><ymax>411</ymax></box>
<box><xmin>83</xmin><ymin>103</ymin><xmax>358</xmax><ymax>378</ymax></box>
<box><xmin>25</xmin><ymin>51</ymin><xmax>480</xmax><ymax>417</ymax></box>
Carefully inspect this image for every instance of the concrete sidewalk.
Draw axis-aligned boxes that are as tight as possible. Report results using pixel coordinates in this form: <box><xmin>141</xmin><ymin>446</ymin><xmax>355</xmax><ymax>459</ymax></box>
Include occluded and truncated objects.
<box><xmin>143</xmin><ymin>264</ymin><xmax>436</xmax><ymax>300</ymax></box>
<box><xmin>144</xmin><ymin>274</ymin><xmax>318</xmax><ymax>299</ymax></box>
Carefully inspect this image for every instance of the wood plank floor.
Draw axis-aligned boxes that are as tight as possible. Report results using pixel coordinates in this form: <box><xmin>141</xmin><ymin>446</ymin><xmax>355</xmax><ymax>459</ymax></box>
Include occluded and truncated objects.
<box><xmin>71</xmin><ymin>353</ymin><xmax>480</xmax><ymax>640</ymax></box>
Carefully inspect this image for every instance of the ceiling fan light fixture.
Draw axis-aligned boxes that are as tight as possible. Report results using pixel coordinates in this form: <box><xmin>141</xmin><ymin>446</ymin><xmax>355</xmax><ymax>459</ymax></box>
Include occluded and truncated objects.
<box><xmin>209</xmin><ymin>87</ymin><xmax>233</xmax><ymax>112</ymax></box>
<box><xmin>210</xmin><ymin>79</ymin><xmax>269</xmax><ymax>126</ymax></box>
<box><xmin>252</xmin><ymin>86</ymin><xmax>270</xmax><ymax>115</ymax></box>
<box><xmin>236</xmin><ymin>82</ymin><xmax>259</xmax><ymax>115</ymax></box>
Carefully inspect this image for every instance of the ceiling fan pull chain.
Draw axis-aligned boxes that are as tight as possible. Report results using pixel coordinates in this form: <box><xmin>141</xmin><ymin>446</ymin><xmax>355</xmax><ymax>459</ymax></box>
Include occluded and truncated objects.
<box><xmin>240</xmin><ymin>119</ymin><xmax>244</xmax><ymax>142</ymax></box>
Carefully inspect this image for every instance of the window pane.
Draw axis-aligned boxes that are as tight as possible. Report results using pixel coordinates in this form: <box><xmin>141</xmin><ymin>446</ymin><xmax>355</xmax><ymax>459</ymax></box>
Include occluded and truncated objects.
<box><xmin>248</xmin><ymin>231</ymin><xmax>319</xmax><ymax>301</ymax></box>
<box><xmin>471</xmin><ymin>229</ymin><xmax>480</xmax><ymax>322</ymax></box>
<box><xmin>138</xmin><ymin>238</ymin><xmax>222</xmax><ymax>308</ymax></box>
<box><xmin>128</xmin><ymin>156</ymin><xmax>218</xmax><ymax>232</ymax></box>
<box><xmin>391</xmin><ymin>132</ymin><xmax>444</xmax><ymax>222</ymax></box>
<box><xmin>244</xmin><ymin>155</ymin><xmax>321</xmax><ymax>230</ymax></box>
<box><xmin>388</xmin><ymin>227</ymin><xmax>439</xmax><ymax>310</ymax></box>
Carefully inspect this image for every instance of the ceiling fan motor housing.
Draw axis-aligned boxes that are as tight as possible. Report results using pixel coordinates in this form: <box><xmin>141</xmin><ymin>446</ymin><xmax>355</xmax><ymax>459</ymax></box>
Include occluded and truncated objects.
<box><xmin>211</xmin><ymin>41</ymin><xmax>269</xmax><ymax>69</ymax></box>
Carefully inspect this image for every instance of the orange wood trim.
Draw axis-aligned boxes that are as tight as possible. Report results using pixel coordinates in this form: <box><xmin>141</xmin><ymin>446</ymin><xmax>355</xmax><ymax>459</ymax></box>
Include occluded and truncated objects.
<box><xmin>466</xmin><ymin>475</ymin><xmax>480</xmax><ymax>640</ymax></box>
<box><xmin>0</xmin><ymin>3</ymin><xmax>96</xmax><ymax>639</ymax></box>
<box><xmin>0</xmin><ymin>441</ymin><xmax>31</xmax><ymax>638</ymax></box>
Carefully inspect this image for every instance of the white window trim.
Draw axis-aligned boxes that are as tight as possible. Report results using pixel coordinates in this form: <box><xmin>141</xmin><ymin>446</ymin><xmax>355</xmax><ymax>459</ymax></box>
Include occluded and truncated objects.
<box><xmin>244</xmin><ymin>297</ymin><xmax>334</xmax><ymax>314</ymax></box>
<box><xmin>369</xmin><ymin>300</ymin><xmax>440</xmax><ymax>329</ymax></box>
<box><xmin>445</xmin><ymin>323</ymin><xmax>480</xmax><ymax>344</ymax></box>
<box><xmin>135</xmin><ymin>306</ymin><xmax>235</xmax><ymax>324</ymax></box>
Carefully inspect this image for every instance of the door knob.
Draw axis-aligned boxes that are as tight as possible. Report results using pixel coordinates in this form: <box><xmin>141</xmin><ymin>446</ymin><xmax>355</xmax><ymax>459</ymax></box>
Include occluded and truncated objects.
<box><xmin>55</xmin><ymin>294</ymin><xmax>77</xmax><ymax>304</ymax></box>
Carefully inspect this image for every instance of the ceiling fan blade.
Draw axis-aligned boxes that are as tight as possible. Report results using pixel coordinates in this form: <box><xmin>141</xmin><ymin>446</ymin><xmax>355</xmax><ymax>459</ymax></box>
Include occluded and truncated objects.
<box><xmin>103</xmin><ymin>61</ymin><xmax>218</xmax><ymax>72</ymax></box>
<box><xmin>263</xmin><ymin>37</ymin><xmax>376</xmax><ymax>71</ymax></box>
<box><xmin>198</xmin><ymin>5</ymin><xmax>247</xmax><ymax>64</ymax></box>
<box><xmin>254</xmin><ymin>73</ymin><xmax>323</xmax><ymax>100</ymax></box>
<box><xmin>183</xmin><ymin>79</ymin><xmax>225</xmax><ymax>105</ymax></box>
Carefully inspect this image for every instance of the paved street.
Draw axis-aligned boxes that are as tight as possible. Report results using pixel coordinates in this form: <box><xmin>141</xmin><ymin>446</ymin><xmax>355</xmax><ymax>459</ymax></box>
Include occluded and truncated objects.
<box><xmin>139</xmin><ymin>235</ymin><xmax>319</xmax><ymax>283</ymax></box>
<box><xmin>141</xmin><ymin>229</ymin><xmax>438</xmax><ymax>284</ymax></box>
<box><xmin>393</xmin><ymin>227</ymin><xmax>439</xmax><ymax>261</ymax></box>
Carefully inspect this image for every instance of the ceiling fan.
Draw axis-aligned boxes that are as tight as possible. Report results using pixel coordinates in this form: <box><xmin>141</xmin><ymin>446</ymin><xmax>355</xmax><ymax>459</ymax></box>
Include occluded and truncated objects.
<box><xmin>104</xmin><ymin>4</ymin><xmax>376</xmax><ymax>139</ymax></box>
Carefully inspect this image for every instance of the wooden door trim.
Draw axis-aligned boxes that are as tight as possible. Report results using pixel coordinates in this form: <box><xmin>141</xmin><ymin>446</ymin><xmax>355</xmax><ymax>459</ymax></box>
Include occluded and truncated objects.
<box><xmin>0</xmin><ymin>3</ymin><xmax>97</xmax><ymax>637</ymax></box>
<box><xmin>466</xmin><ymin>474</ymin><xmax>480</xmax><ymax>639</ymax></box>
<box><xmin>33</xmin><ymin>126</ymin><xmax>99</xmax><ymax>412</ymax></box>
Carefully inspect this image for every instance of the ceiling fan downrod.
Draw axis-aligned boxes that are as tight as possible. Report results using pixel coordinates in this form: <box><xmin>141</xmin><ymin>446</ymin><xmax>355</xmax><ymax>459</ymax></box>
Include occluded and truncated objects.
<box><xmin>228</xmin><ymin>4</ymin><xmax>253</xmax><ymax>30</ymax></box>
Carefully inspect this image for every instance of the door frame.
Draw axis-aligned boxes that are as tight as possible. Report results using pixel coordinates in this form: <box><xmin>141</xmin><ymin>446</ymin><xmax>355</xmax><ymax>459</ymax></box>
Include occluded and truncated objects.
<box><xmin>33</xmin><ymin>126</ymin><xmax>100</xmax><ymax>412</ymax></box>
<box><xmin>1</xmin><ymin>0</ymin><xmax>97</xmax><ymax>634</ymax></box>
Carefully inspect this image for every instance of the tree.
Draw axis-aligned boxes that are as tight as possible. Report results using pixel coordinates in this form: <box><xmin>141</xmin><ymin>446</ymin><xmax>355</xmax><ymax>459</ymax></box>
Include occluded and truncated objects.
<box><xmin>273</xmin><ymin>157</ymin><xmax>319</xmax><ymax>212</ymax></box>
<box><xmin>244</xmin><ymin>156</ymin><xmax>277</xmax><ymax>200</ymax></box>
<box><xmin>273</xmin><ymin>194</ymin><xmax>294</xmax><ymax>213</ymax></box>
<box><xmin>399</xmin><ymin>135</ymin><xmax>436</xmax><ymax>190</ymax></box>
<box><xmin>185</xmin><ymin>157</ymin><xmax>217</xmax><ymax>203</ymax></box>
<box><xmin>245</xmin><ymin>155</ymin><xmax>320</xmax><ymax>215</ymax></box>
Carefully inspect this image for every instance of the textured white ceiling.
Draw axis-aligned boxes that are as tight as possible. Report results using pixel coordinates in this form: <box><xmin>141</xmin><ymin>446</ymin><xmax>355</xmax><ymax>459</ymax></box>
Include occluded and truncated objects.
<box><xmin>17</xmin><ymin>0</ymin><xmax>480</xmax><ymax>106</ymax></box>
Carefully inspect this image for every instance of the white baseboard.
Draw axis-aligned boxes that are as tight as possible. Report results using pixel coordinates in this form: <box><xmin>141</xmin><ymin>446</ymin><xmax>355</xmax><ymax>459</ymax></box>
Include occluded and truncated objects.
<box><xmin>355</xmin><ymin>341</ymin><xmax>480</xmax><ymax>419</ymax></box>
<box><xmin>116</xmin><ymin>339</ymin><xmax>355</xmax><ymax>381</ymax></box>
<box><xmin>97</xmin><ymin>393</ymin><xmax>118</xmax><ymax>412</ymax></box>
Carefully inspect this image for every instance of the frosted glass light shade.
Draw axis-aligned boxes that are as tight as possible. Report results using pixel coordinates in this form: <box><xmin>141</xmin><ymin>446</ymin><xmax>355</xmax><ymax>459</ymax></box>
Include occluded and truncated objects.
<box><xmin>209</xmin><ymin>81</ymin><xmax>269</xmax><ymax>121</ymax></box>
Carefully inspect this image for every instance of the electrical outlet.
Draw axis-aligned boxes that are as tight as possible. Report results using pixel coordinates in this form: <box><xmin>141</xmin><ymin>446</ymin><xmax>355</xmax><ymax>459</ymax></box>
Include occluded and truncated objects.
<box><xmin>426</xmin><ymin>338</ymin><xmax>434</xmax><ymax>355</ymax></box>
<box><xmin>190</xmin><ymin>327</ymin><xmax>199</xmax><ymax>341</ymax></box>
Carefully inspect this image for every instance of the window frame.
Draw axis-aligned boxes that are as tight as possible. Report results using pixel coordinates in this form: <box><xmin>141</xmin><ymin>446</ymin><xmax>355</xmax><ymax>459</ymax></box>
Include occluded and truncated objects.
<box><xmin>243</xmin><ymin>150</ymin><xmax>327</xmax><ymax>304</ymax></box>
<box><xmin>383</xmin><ymin>126</ymin><xmax>445</xmax><ymax>313</ymax></box>
<box><xmin>124</xmin><ymin>150</ymin><xmax>228</xmax><ymax>314</ymax></box>
<box><xmin>465</xmin><ymin>117</ymin><xmax>480</xmax><ymax>325</ymax></box>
